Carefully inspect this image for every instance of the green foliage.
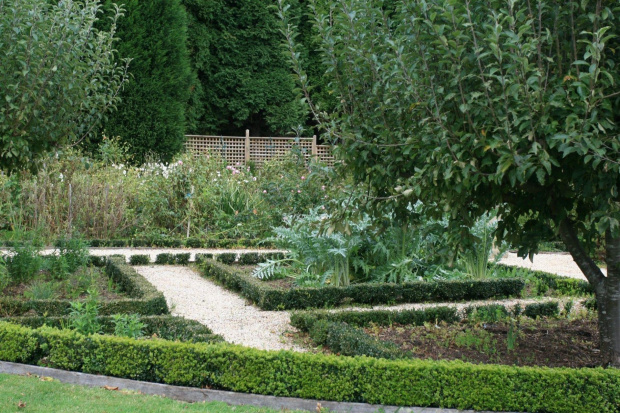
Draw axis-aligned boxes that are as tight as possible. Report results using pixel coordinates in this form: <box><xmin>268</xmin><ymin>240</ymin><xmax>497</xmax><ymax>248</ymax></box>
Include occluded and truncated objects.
<box><xmin>203</xmin><ymin>259</ymin><xmax>524</xmax><ymax>310</ymax></box>
<box><xmin>57</xmin><ymin>238</ymin><xmax>90</xmax><ymax>273</ymax></box>
<box><xmin>99</xmin><ymin>0</ymin><xmax>193</xmax><ymax>163</ymax></box>
<box><xmin>0</xmin><ymin>0</ymin><xmax>129</xmax><ymax>173</ymax></box>
<box><xmin>6</xmin><ymin>241</ymin><xmax>43</xmax><ymax>284</ymax></box>
<box><xmin>309</xmin><ymin>320</ymin><xmax>405</xmax><ymax>359</ymax></box>
<box><xmin>4</xmin><ymin>315</ymin><xmax>222</xmax><ymax>344</ymax></box>
<box><xmin>155</xmin><ymin>253</ymin><xmax>173</xmax><ymax>265</ymax></box>
<box><xmin>112</xmin><ymin>314</ymin><xmax>146</xmax><ymax>339</ymax></box>
<box><xmin>291</xmin><ymin>306</ymin><xmax>459</xmax><ymax>332</ymax></box>
<box><xmin>68</xmin><ymin>292</ymin><xmax>101</xmax><ymax>335</ymax></box>
<box><xmin>282</xmin><ymin>0</ymin><xmax>620</xmax><ymax>255</ymax></box>
<box><xmin>523</xmin><ymin>302</ymin><xmax>560</xmax><ymax>319</ymax></box>
<box><xmin>3</xmin><ymin>321</ymin><xmax>620</xmax><ymax>412</ymax></box>
<box><xmin>182</xmin><ymin>0</ymin><xmax>305</xmax><ymax>136</ymax></box>
<box><xmin>23</xmin><ymin>280</ymin><xmax>58</xmax><ymax>301</ymax></box>
<box><xmin>216</xmin><ymin>253</ymin><xmax>237</xmax><ymax>265</ymax></box>
<box><xmin>130</xmin><ymin>255</ymin><xmax>151</xmax><ymax>265</ymax></box>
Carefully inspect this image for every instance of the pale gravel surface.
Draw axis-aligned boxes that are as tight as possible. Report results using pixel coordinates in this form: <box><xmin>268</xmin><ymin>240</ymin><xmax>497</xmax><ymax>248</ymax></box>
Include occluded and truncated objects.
<box><xmin>499</xmin><ymin>251</ymin><xmax>606</xmax><ymax>280</ymax></box>
<box><xmin>1</xmin><ymin>247</ymin><xmax>285</xmax><ymax>262</ymax></box>
<box><xmin>134</xmin><ymin>265</ymin><xmax>304</xmax><ymax>352</ymax></box>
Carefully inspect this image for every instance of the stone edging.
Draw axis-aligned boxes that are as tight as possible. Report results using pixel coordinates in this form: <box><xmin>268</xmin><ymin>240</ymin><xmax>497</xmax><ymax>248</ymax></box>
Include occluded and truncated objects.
<box><xmin>0</xmin><ymin>361</ymin><xmax>506</xmax><ymax>413</ymax></box>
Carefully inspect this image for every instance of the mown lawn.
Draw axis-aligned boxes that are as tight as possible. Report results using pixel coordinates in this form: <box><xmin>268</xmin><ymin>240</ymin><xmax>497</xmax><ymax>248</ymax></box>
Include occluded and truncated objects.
<box><xmin>0</xmin><ymin>373</ymin><xmax>306</xmax><ymax>413</ymax></box>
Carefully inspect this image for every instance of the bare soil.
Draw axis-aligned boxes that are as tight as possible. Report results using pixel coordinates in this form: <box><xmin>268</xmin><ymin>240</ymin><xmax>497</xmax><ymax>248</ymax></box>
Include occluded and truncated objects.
<box><xmin>365</xmin><ymin>317</ymin><xmax>602</xmax><ymax>368</ymax></box>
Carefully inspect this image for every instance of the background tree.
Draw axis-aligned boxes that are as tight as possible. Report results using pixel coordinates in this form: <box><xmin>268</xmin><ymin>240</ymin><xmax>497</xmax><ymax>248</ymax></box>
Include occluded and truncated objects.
<box><xmin>182</xmin><ymin>0</ymin><xmax>306</xmax><ymax>136</ymax></box>
<box><xmin>0</xmin><ymin>0</ymin><xmax>129</xmax><ymax>173</ymax></box>
<box><xmin>100</xmin><ymin>0</ymin><xmax>194</xmax><ymax>164</ymax></box>
<box><xmin>280</xmin><ymin>0</ymin><xmax>620</xmax><ymax>365</ymax></box>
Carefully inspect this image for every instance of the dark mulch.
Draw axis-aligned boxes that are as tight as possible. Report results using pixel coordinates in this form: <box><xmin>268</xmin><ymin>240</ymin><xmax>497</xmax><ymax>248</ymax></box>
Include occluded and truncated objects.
<box><xmin>365</xmin><ymin>318</ymin><xmax>602</xmax><ymax>368</ymax></box>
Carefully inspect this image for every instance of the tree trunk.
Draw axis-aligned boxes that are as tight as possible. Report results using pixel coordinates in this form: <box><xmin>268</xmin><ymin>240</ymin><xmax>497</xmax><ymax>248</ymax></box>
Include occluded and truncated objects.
<box><xmin>600</xmin><ymin>231</ymin><xmax>620</xmax><ymax>367</ymax></box>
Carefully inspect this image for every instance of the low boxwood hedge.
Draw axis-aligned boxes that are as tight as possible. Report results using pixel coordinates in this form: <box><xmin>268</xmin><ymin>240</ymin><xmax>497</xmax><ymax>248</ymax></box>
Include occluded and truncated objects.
<box><xmin>495</xmin><ymin>263</ymin><xmax>593</xmax><ymax>296</ymax></box>
<box><xmin>2</xmin><ymin>315</ymin><xmax>223</xmax><ymax>344</ymax></box>
<box><xmin>0</xmin><ymin>258</ymin><xmax>168</xmax><ymax>317</ymax></box>
<box><xmin>0</xmin><ymin>321</ymin><xmax>618</xmax><ymax>412</ymax></box>
<box><xmin>200</xmin><ymin>260</ymin><xmax>525</xmax><ymax>310</ymax></box>
<box><xmin>292</xmin><ymin>301</ymin><xmax>561</xmax><ymax>332</ymax></box>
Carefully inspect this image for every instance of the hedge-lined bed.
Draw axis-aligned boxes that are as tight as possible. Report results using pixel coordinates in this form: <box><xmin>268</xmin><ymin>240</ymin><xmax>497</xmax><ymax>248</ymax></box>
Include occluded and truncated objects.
<box><xmin>290</xmin><ymin>302</ymin><xmax>564</xmax><ymax>360</ymax></box>
<box><xmin>0</xmin><ymin>257</ymin><xmax>168</xmax><ymax>317</ymax></box>
<box><xmin>1</xmin><ymin>315</ymin><xmax>222</xmax><ymax>344</ymax></box>
<box><xmin>0</xmin><ymin>321</ymin><xmax>617</xmax><ymax>413</ymax></box>
<box><xmin>200</xmin><ymin>260</ymin><xmax>525</xmax><ymax>310</ymax></box>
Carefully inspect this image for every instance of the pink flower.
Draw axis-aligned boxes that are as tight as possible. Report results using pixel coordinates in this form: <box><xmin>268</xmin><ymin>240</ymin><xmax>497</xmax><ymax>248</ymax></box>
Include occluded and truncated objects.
<box><xmin>297</xmin><ymin>190</ymin><xmax>301</xmax><ymax>193</ymax></box>
<box><xmin>321</xmin><ymin>185</ymin><xmax>326</xmax><ymax>191</ymax></box>
<box><xmin>301</xmin><ymin>176</ymin><xmax>306</xmax><ymax>180</ymax></box>
<box><xmin>178</xmin><ymin>160</ymin><xmax>183</xmax><ymax>166</ymax></box>
<box><xmin>263</xmin><ymin>190</ymin><xmax>267</xmax><ymax>193</ymax></box>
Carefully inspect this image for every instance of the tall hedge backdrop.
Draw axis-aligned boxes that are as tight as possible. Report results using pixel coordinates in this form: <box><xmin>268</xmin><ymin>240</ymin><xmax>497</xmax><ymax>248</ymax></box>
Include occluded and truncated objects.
<box><xmin>95</xmin><ymin>0</ymin><xmax>323</xmax><ymax>162</ymax></box>
<box><xmin>98</xmin><ymin>0</ymin><xmax>193</xmax><ymax>164</ymax></box>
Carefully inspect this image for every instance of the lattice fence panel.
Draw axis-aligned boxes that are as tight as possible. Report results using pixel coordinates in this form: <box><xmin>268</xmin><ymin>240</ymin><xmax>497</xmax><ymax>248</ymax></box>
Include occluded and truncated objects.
<box><xmin>185</xmin><ymin>134</ymin><xmax>334</xmax><ymax>167</ymax></box>
<box><xmin>249</xmin><ymin>137</ymin><xmax>312</xmax><ymax>166</ymax></box>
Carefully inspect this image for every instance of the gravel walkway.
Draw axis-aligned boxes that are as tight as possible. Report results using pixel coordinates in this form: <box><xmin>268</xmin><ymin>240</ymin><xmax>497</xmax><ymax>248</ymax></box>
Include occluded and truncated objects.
<box><xmin>499</xmin><ymin>252</ymin><xmax>606</xmax><ymax>280</ymax></box>
<box><xmin>134</xmin><ymin>265</ymin><xmax>304</xmax><ymax>352</ymax></box>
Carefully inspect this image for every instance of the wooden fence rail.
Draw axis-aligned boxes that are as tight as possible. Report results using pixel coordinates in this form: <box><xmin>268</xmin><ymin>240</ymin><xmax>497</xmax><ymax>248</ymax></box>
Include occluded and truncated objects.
<box><xmin>185</xmin><ymin>130</ymin><xmax>334</xmax><ymax>167</ymax></box>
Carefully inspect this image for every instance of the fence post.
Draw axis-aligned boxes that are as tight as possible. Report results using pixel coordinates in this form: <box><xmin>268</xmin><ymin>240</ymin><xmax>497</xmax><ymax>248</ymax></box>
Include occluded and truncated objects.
<box><xmin>312</xmin><ymin>135</ymin><xmax>318</xmax><ymax>161</ymax></box>
<box><xmin>245</xmin><ymin>129</ymin><xmax>251</xmax><ymax>164</ymax></box>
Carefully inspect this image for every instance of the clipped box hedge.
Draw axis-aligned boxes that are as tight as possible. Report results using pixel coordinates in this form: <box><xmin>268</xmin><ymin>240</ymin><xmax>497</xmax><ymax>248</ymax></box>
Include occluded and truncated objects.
<box><xmin>84</xmin><ymin>238</ymin><xmax>275</xmax><ymax>249</ymax></box>
<box><xmin>0</xmin><ymin>257</ymin><xmax>168</xmax><ymax>317</ymax></box>
<box><xmin>0</xmin><ymin>321</ymin><xmax>618</xmax><ymax>413</ymax></box>
<box><xmin>495</xmin><ymin>263</ymin><xmax>593</xmax><ymax>296</ymax></box>
<box><xmin>2</xmin><ymin>315</ymin><xmax>222</xmax><ymax>344</ymax></box>
<box><xmin>291</xmin><ymin>301</ymin><xmax>561</xmax><ymax>333</ymax></box>
<box><xmin>200</xmin><ymin>260</ymin><xmax>525</xmax><ymax>310</ymax></box>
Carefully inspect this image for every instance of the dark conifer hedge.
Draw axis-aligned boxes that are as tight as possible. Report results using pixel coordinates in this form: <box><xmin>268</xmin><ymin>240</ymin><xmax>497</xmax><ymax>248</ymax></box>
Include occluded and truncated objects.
<box><xmin>101</xmin><ymin>0</ymin><xmax>194</xmax><ymax>163</ymax></box>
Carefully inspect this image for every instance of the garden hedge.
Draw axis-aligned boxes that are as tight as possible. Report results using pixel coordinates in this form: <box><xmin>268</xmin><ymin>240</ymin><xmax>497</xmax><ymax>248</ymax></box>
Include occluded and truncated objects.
<box><xmin>2</xmin><ymin>315</ymin><xmax>222</xmax><ymax>344</ymax></box>
<box><xmin>0</xmin><ymin>258</ymin><xmax>168</xmax><ymax>317</ymax></box>
<box><xmin>200</xmin><ymin>260</ymin><xmax>525</xmax><ymax>310</ymax></box>
<box><xmin>495</xmin><ymin>263</ymin><xmax>593</xmax><ymax>296</ymax></box>
<box><xmin>0</xmin><ymin>321</ymin><xmax>618</xmax><ymax>413</ymax></box>
<box><xmin>291</xmin><ymin>301</ymin><xmax>561</xmax><ymax>332</ymax></box>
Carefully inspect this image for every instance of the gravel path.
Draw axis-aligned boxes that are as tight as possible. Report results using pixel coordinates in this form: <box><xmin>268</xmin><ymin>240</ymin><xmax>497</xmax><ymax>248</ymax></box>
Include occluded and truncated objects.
<box><xmin>498</xmin><ymin>252</ymin><xmax>606</xmax><ymax>280</ymax></box>
<box><xmin>134</xmin><ymin>265</ymin><xmax>304</xmax><ymax>352</ymax></box>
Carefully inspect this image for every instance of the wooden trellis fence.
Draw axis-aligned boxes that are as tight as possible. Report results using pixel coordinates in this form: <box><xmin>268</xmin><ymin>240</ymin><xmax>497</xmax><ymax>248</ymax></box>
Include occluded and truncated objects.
<box><xmin>185</xmin><ymin>130</ymin><xmax>335</xmax><ymax>167</ymax></box>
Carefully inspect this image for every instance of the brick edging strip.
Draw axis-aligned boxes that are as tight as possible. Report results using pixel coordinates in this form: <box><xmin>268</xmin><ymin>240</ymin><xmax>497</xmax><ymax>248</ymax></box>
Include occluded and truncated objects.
<box><xmin>0</xmin><ymin>361</ymin><xmax>504</xmax><ymax>413</ymax></box>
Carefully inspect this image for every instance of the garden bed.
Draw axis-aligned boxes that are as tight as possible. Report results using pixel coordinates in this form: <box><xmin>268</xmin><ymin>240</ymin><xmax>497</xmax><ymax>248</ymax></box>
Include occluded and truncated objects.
<box><xmin>364</xmin><ymin>317</ymin><xmax>600</xmax><ymax>368</ymax></box>
<box><xmin>0</xmin><ymin>257</ymin><xmax>168</xmax><ymax>317</ymax></box>
<box><xmin>199</xmin><ymin>259</ymin><xmax>595</xmax><ymax>310</ymax></box>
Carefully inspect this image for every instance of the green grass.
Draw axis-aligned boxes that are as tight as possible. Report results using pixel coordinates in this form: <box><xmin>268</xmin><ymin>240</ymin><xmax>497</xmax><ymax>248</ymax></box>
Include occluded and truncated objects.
<box><xmin>0</xmin><ymin>373</ymin><xmax>308</xmax><ymax>413</ymax></box>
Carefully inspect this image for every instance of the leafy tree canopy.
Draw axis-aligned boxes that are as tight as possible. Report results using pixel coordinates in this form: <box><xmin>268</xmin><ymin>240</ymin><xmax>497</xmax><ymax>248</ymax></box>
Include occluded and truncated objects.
<box><xmin>281</xmin><ymin>0</ymin><xmax>620</xmax><ymax>364</ymax></box>
<box><xmin>0</xmin><ymin>0</ymin><xmax>129</xmax><ymax>173</ymax></box>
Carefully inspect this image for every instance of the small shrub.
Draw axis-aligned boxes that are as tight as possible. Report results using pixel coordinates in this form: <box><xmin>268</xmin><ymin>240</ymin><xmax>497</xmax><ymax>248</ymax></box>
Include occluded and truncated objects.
<box><xmin>466</xmin><ymin>304</ymin><xmax>510</xmax><ymax>323</ymax></box>
<box><xmin>0</xmin><ymin>257</ymin><xmax>10</xmax><ymax>291</ymax></box>
<box><xmin>58</xmin><ymin>237</ymin><xmax>90</xmax><ymax>273</ymax></box>
<box><xmin>68</xmin><ymin>291</ymin><xmax>100</xmax><ymax>335</ymax></box>
<box><xmin>239</xmin><ymin>252</ymin><xmax>261</xmax><ymax>265</ymax></box>
<box><xmin>7</xmin><ymin>243</ymin><xmax>43</xmax><ymax>284</ymax></box>
<box><xmin>155</xmin><ymin>253</ymin><xmax>172</xmax><ymax>264</ymax></box>
<box><xmin>47</xmin><ymin>254</ymin><xmax>70</xmax><ymax>280</ymax></box>
<box><xmin>129</xmin><ymin>255</ymin><xmax>150</xmax><ymax>265</ymax></box>
<box><xmin>112</xmin><ymin>314</ymin><xmax>146</xmax><ymax>339</ymax></box>
<box><xmin>216</xmin><ymin>253</ymin><xmax>236</xmax><ymax>265</ymax></box>
<box><xmin>174</xmin><ymin>253</ymin><xmax>190</xmax><ymax>265</ymax></box>
<box><xmin>195</xmin><ymin>253</ymin><xmax>214</xmax><ymax>264</ymax></box>
<box><xmin>523</xmin><ymin>302</ymin><xmax>559</xmax><ymax>319</ymax></box>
